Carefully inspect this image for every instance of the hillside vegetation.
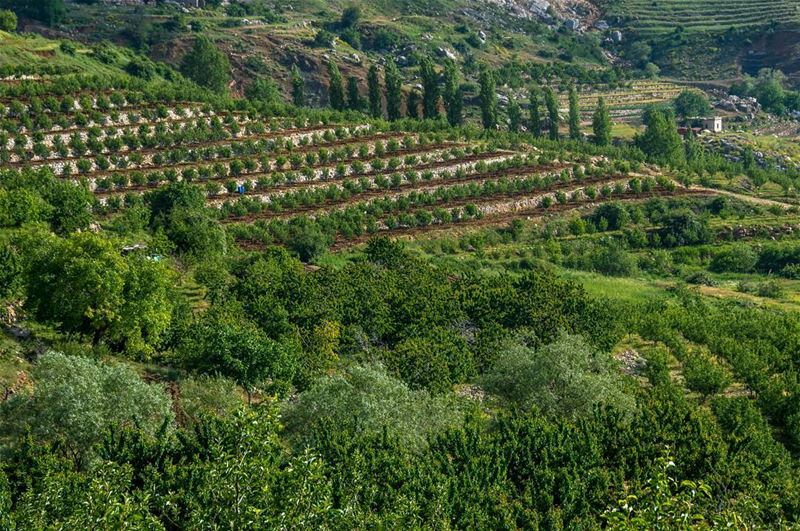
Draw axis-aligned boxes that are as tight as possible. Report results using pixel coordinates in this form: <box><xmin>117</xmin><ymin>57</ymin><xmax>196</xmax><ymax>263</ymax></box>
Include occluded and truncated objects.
<box><xmin>1</xmin><ymin>4</ymin><xmax>800</xmax><ymax>529</ymax></box>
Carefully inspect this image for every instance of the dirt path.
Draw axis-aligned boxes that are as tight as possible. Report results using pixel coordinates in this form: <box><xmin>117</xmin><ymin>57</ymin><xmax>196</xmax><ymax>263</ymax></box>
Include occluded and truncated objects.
<box><xmin>690</xmin><ymin>186</ymin><xmax>795</xmax><ymax>209</ymax></box>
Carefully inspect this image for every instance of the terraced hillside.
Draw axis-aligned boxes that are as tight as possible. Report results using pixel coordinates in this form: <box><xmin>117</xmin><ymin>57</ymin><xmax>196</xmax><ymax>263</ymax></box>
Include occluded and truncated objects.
<box><xmin>607</xmin><ymin>0</ymin><xmax>800</xmax><ymax>35</ymax></box>
<box><xmin>1</xmin><ymin>71</ymin><xmax>696</xmax><ymax>254</ymax></box>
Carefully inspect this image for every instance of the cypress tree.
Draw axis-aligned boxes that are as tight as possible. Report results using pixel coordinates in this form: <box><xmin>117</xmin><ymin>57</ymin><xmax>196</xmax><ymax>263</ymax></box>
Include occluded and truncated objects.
<box><xmin>592</xmin><ymin>96</ymin><xmax>612</xmax><ymax>146</ymax></box>
<box><xmin>291</xmin><ymin>65</ymin><xmax>305</xmax><ymax>107</ymax></box>
<box><xmin>508</xmin><ymin>99</ymin><xmax>521</xmax><ymax>133</ymax></box>
<box><xmin>685</xmin><ymin>127</ymin><xmax>705</xmax><ymax>166</ymax></box>
<box><xmin>346</xmin><ymin>76</ymin><xmax>364</xmax><ymax>111</ymax></box>
<box><xmin>568</xmin><ymin>86</ymin><xmax>581</xmax><ymax>140</ymax></box>
<box><xmin>529</xmin><ymin>86</ymin><xmax>542</xmax><ymax>138</ymax></box>
<box><xmin>367</xmin><ymin>65</ymin><xmax>382</xmax><ymax>118</ymax></box>
<box><xmin>406</xmin><ymin>90</ymin><xmax>421</xmax><ymax>119</ymax></box>
<box><xmin>419</xmin><ymin>56</ymin><xmax>440</xmax><ymax>119</ymax></box>
<box><xmin>385</xmin><ymin>58</ymin><xmax>402</xmax><ymax>121</ymax></box>
<box><xmin>545</xmin><ymin>87</ymin><xmax>559</xmax><ymax>141</ymax></box>
<box><xmin>478</xmin><ymin>66</ymin><xmax>498</xmax><ymax>131</ymax></box>
<box><xmin>443</xmin><ymin>62</ymin><xmax>463</xmax><ymax>127</ymax></box>
<box><xmin>327</xmin><ymin>60</ymin><xmax>345</xmax><ymax>111</ymax></box>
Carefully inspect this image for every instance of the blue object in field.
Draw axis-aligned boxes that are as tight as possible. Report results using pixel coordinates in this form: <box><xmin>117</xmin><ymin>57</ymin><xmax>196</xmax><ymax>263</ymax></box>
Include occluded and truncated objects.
<box><xmin>237</xmin><ymin>185</ymin><xmax>245</xmax><ymax>194</ymax></box>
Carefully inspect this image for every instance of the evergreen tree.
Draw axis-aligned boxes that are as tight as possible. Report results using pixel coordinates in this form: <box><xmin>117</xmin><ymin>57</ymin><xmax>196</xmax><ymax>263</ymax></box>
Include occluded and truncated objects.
<box><xmin>419</xmin><ymin>56</ymin><xmax>440</xmax><ymax>119</ymax></box>
<box><xmin>478</xmin><ymin>66</ymin><xmax>498</xmax><ymax>130</ymax></box>
<box><xmin>385</xmin><ymin>58</ymin><xmax>402</xmax><ymax>121</ymax></box>
<box><xmin>637</xmin><ymin>108</ymin><xmax>685</xmax><ymax>166</ymax></box>
<box><xmin>529</xmin><ymin>86</ymin><xmax>542</xmax><ymax>138</ymax></box>
<box><xmin>685</xmin><ymin>128</ymin><xmax>705</xmax><ymax>166</ymax></box>
<box><xmin>327</xmin><ymin>60</ymin><xmax>346</xmax><ymax>111</ymax></box>
<box><xmin>592</xmin><ymin>96</ymin><xmax>612</xmax><ymax>146</ymax></box>
<box><xmin>545</xmin><ymin>87</ymin><xmax>560</xmax><ymax>140</ymax></box>
<box><xmin>443</xmin><ymin>62</ymin><xmax>463</xmax><ymax>127</ymax></box>
<box><xmin>568</xmin><ymin>86</ymin><xmax>581</xmax><ymax>140</ymax></box>
<box><xmin>347</xmin><ymin>76</ymin><xmax>364</xmax><ymax>111</ymax></box>
<box><xmin>508</xmin><ymin>99</ymin><xmax>522</xmax><ymax>133</ymax></box>
<box><xmin>7</xmin><ymin>0</ymin><xmax>64</xmax><ymax>26</ymax></box>
<box><xmin>180</xmin><ymin>36</ymin><xmax>231</xmax><ymax>94</ymax></box>
<box><xmin>406</xmin><ymin>90</ymin><xmax>421</xmax><ymax>120</ymax></box>
<box><xmin>291</xmin><ymin>65</ymin><xmax>306</xmax><ymax>107</ymax></box>
<box><xmin>367</xmin><ymin>65</ymin><xmax>382</xmax><ymax>118</ymax></box>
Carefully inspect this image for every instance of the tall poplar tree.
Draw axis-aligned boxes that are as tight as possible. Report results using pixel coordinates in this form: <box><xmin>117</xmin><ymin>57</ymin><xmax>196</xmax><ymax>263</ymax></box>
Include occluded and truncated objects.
<box><xmin>406</xmin><ymin>90</ymin><xmax>421</xmax><ymax>119</ymax></box>
<box><xmin>443</xmin><ymin>62</ymin><xmax>463</xmax><ymax>127</ymax></box>
<box><xmin>385</xmin><ymin>58</ymin><xmax>402</xmax><ymax>121</ymax></box>
<box><xmin>592</xmin><ymin>96</ymin><xmax>612</xmax><ymax>146</ymax></box>
<box><xmin>478</xmin><ymin>66</ymin><xmax>498</xmax><ymax>131</ymax></box>
<box><xmin>346</xmin><ymin>76</ymin><xmax>364</xmax><ymax>111</ymax></box>
<box><xmin>529</xmin><ymin>86</ymin><xmax>542</xmax><ymax>138</ymax></box>
<box><xmin>568</xmin><ymin>86</ymin><xmax>581</xmax><ymax>140</ymax></box>
<box><xmin>508</xmin><ymin>99</ymin><xmax>522</xmax><ymax>133</ymax></box>
<box><xmin>545</xmin><ymin>87</ymin><xmax>559</xmax><ymax>141</ymax></box>
<box><xmin>419</xmin><ymin>56</ymin><xmax>440</xmax><ymax>119</ymax></box>
<box><xmin>327</xmin><ymin>60</ymin><xmax>345</xmax><ymax>111</ymax></box>
<box><xmin>367</xmin><ymin>65</ymin><xmax>382</xmax><ymax>118</ymax></box>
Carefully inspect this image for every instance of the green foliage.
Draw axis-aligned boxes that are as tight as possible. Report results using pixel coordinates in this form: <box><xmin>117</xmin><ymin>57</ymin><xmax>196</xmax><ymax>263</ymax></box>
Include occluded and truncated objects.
<box><xmin>673</xmin><ymin>90</ymin><xmax>711</xmax><ymax>121</ymax></box>
<box><xmin>0</xmin><ymin>8</ymin><xmax>16</xmax><ymax>31</ymax></box>
<box><xmin>478</xmin><ymin>65</ymin><xmax>497</xmax><ymax>130</ymax></box>
<box><xmin>245</xmin><ymin>78</ymin><xmax>281</xmax><ymax>104</ymax></box>
<box><xmin>603</xmin><ymin>449</ymin><xmax>743</xmax><ymax>529</ymax></box>
<box><xmin>385</xmin><ymin>326</ymin><xmax>473</xmax><ymax>393</ymax></box>
<box><xmin>507</xmin><ymin>98</ymin><xmax>522</xmax><ymax>133</ymax></box>
<box><xmin>346</xmin><ymin>75</ymin><xmax>364</xmax><ymax>111</ymax></box>
<box><xmin>24</xmin><ymin>232</ymin><xmax>174</xmax><ymax>352</ymax></box>
<box><xmin>636</xmin><ymin>108</ymin><xmax>685</xmax><ymax>166</ymax></box>
<box><xmin>683</xmin><ymin>353</ymin><xmax>732</xmax><ymax>397</ymax></box>
<box><xmin>710</xmin><ymin>245</ymin><xmax>758</xmax><ymax>273</ymax></box>
<box><xmin>419</xmin><ymin>55</ymin><xmax>440</xmax><ymax>120</ymax></box>
<box><xmin>180</xmin><ymin>36</ymin><xmax>230</xmax><ymax>94</ymax></box>
<box><xmin>0</xmin><ymin>352</ymin><xmax>173</xmax><ymax>465</ymax></box>
<box><xmin>327</xmin><ymin>59</ymin><xmax>345</xmax><ymax>111</ymax></box>
<box><xmin>592</xmin><ymin>96</ymin><xmax>612</xmax><ymax>146</ymax></box>
<box><xmin>659</xmin><ymin>209</ymin><xmax>712</xmax><ymax>247</ymax></box>
<box><xmin>385</xmin><ymin>58</ymin><xmax>402</xmax><ymax>121</ymax></box>
<box><xmin>291</xmin><ymin>64</ymin><xmax>306</xmax><ymax>107</ymax></box>
<box><xmin>3</xmin><ymin>0</ymin><xmax>64</xmax><ymax>26</ymax></box>
<box><xmin>283</xmin><ymin>364</ymin><xmax>463</xmax><ymax>450</ymax></box>
<box><xmin>181</xmin><ymin>306</ymin><xmax>298</xmax><ymax>401</ymax></box>
<box><xmin>545</xmin><ymin>87</ymin><xmax>559</xmax><ymax>140</ymax></box>
<box><xmin>529</xmin><ymin>86</ymin><xmax>542</xmax><ymax>137</ymax></box>
<box><xmin>481</xmin><ymin>333</ymin><xmax>633</xmax><ymax>419</ymax></box>
<box><xmin>443</xmin><ymin>61</ymin><xmax>463</xmax><ymax>127</ymax></box>
<box><xmin>178</xmin><ymin>375</ymin><xmax>242</xmax><ymax>427</ymax></box>
<box><xmin>568</xmin><ymin>86</ymin><xmax>581</xmax><ymax>140</ymax></box>
<box><xmin>367</xmin><ymin>64</ymin><xmax>381</xmax><ymax>118</ymax></box>
<box><xmin>285</xmin><ymin>216</ymin><xmax>332</xmax><ymax>262</ymax></box>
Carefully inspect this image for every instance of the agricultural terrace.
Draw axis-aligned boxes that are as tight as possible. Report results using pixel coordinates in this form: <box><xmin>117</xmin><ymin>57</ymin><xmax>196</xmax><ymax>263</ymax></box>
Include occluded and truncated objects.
<box><xmin>607</xmin><ymin>0</ymin><xmax>800</xmax><ymax>35</ymax></box>
<box><xmin>555</xmin><ymin>80</ymin><xmax>684</xmax><ymax>125</ymax></box>
<box><xmin>1</xmin><ymin>77</ymin><xmax>695</xmax><ymax>252</ymax></box>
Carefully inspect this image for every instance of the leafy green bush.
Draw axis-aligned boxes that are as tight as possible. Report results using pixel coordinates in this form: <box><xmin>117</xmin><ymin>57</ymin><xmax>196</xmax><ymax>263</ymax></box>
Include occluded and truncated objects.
<box><xmin>683</xmin><ymin>353</ymin><xmax>732</xmax><ymax>397</ymax></box>
<box><xmin>282</xmin><ymin>364</ymin><xmax>463</xmax><ymax>450</ymax></box>
<box><xmin>481</xmin><ymin>333</ymin><xmax>633</xmax><ymax>419</ymax></box>
<box><xmin>710</xmin><ymin>245</ymin><xmax>758</xmax><ymax>273</ymax></box>
<box><xmin>0</xmin><ymin>352</ymin><xmax>173</xmax><ymax>465</ymax></box>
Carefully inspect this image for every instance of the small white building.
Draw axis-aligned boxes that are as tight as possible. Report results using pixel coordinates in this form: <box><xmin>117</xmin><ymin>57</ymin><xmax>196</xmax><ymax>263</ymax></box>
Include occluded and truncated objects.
<box><xmin>702</xmin><ymin>116</ymin><xmax>723</xmax><ymax>133</ymax></box>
